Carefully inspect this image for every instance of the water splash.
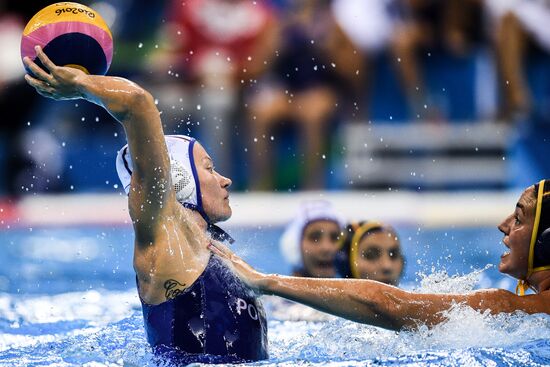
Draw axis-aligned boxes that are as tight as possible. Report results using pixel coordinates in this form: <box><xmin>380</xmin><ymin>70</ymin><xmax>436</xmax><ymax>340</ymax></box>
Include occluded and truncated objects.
<box><xmin>266</xmin><ymin>310</ymin><xmax>550</xmax><ymax>366</ymax></box>
<box><xmin>1</xmin><ymin>268</ymin><xmax>549</xmax><ymax>366</ymax></box>
<box><xmin>262</xmin><ymin>267</ymin><xmax>550</xmax><ymax>366</ymax></box>
<box><xmin>415</xmin><ymin>264</ymin><xmax>493</xmax><ymax>294</ymax></box>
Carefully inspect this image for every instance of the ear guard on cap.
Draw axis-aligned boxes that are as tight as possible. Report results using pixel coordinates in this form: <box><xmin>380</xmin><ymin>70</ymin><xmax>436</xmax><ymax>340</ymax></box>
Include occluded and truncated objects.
<box><xmin>171</xmin><ymin>159</ymin><xmax>195</xmax><ymax>203</ymax></box>
<box><xmin>115</xmin><ymin>135</ymin><xmax>235</xmax><ymax>244</ymax></box>
<box><xmin>116</xmin><ymin>135</ymin><xmax>200</xmax><ymax>208</ymax></box>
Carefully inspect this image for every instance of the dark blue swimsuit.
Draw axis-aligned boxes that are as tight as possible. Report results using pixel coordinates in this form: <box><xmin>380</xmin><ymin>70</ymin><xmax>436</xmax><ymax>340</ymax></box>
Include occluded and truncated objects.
<box><xmin>139</xmin><ymin>254</ymin><xmax>269</xmax><ymax>364</ymax></box>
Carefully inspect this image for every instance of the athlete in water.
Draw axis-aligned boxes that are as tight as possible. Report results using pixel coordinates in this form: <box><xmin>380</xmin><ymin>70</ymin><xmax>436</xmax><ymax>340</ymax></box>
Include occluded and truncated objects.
<box><xmin>280</xmin><ymin>200</ymin><xmax>345</xmax><ymax>278</ymax></box>
<box><xmin>211</xmin><ymin>180</ymin><xmax>550</xmax><ymax>330</ymax></box>
<box><xmin>23</xmin><ymin>46</ymin><xmax>268</xmax><ymax>364</ymax></box>
<box><xmin>336</xmin><ymin>221</ymin><xmax>404</xmax><ymax>286</ymax></box>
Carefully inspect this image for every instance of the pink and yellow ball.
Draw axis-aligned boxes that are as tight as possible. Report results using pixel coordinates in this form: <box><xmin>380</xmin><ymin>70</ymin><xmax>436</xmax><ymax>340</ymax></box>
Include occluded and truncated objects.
<box><xmin>21</xmin><ymin>2</ymin><xmax>113</xmax><ymax>75</ymax></box>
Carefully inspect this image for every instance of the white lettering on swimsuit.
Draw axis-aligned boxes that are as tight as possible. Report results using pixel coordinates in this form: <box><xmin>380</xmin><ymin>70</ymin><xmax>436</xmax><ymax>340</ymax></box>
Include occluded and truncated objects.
<box><xmin>235</xmin><ymin>298</ymin><xmax>258</xmax><ymax>321</ymax></box>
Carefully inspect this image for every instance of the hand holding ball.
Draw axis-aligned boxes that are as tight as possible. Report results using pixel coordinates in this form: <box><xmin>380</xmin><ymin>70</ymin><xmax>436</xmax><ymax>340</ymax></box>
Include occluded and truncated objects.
<box><xmin>21</xmin><ymin>2</ymin><xmax>113</xmax><ymax>76</ymax></box>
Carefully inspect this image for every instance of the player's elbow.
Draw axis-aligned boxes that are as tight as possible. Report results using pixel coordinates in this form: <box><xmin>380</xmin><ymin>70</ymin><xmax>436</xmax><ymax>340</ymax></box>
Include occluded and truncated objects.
<box><xmin>355</xmin><ymin>284</ymin><xmax>411</xmax><ymax>330</ymax></box>
<box><xmin>127</xmin><ymin>87</ymin><xmax>155</xmax><ymax>110</ymax></box>
<box><xmin>104</xmin><ymin>84</ymin><xmax>155</xmax><ymax>121</ymax></box>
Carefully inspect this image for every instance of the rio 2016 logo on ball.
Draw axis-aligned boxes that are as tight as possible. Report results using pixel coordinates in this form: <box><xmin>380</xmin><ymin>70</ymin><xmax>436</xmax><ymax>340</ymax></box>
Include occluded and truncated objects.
<box><xmin>21</xmin><ymin>2</ymin><xmax>113</xmax><ymax>75</ymax></box>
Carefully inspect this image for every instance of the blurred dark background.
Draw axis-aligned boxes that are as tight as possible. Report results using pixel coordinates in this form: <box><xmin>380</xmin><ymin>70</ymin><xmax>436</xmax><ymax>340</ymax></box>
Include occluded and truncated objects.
<box><xmin>1</xmin><ymin>0</ymin><xmax>550</xmax><ymax>197</ymax></box>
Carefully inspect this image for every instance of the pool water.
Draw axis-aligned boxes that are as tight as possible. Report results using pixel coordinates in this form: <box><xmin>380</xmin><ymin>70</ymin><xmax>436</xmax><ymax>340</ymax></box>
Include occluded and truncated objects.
<box><xmin>0</xmin><ymin>225</ymin><xmax>549</xmax><ymax>367</ymax></box>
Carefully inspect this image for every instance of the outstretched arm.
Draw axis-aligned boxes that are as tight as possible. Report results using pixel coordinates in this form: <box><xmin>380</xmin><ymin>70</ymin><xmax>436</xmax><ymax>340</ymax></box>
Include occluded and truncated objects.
<box><xmin>209</xmin><ymin>243</ymin><xmax>550</xmax><ymax>330</ymax></box>
<box><xmin>24</xmin><ymin>46</ymin><xmax>174</xmax><ymax>244</ymax></box>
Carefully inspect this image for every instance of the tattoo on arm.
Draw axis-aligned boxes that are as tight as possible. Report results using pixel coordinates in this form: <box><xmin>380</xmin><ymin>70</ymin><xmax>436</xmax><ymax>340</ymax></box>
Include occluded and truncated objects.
<box><xmin>164</xmin><ymin>279</ymin><xmax>187</xmax><ymax>300</ymax></box>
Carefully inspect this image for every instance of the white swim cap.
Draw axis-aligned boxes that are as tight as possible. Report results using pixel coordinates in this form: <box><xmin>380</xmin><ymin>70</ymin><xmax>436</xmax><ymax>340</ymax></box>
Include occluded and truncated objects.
<box><xmin>280</xmin><ymin>200</ymin><xmax>345</xmax><ymax>268</ymax></box>
<box><xmin>115</xmin><ymin>135</ymin><xmax>203</xmax><ymax>217</ymax></box>
<box><xmin>115</xmin><ymin>135</ymin><xmax>234</xmax><ymax>243</ymax></box>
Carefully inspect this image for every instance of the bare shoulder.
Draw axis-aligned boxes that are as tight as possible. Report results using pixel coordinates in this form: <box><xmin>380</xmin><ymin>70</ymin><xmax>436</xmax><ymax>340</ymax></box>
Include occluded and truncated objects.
<box><xmin>132</xmin><ymin>205</ymin><xmax>211</xmax><ymax>305</ymax></box>
<box><xmin>467</xmin><ymin>288</ymin><xmax>550</xmax><ymax>315</ymax></box>
<box><xmin>129</xmin><ymin>192</ymin><xmax>180</xmax><ymax>246</ymax></box>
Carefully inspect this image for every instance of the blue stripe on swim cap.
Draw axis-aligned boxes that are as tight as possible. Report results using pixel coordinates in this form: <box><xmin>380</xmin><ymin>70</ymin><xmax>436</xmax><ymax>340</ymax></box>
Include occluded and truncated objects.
<box><xmin>121</xmin><ymin>146</ymin><xmax>132</xmax><ymax>192</ymax></box>
<box><xmin>187</xmin><ymin>138</ymin><xmax>210</xmax><ymax>223</ymax></box>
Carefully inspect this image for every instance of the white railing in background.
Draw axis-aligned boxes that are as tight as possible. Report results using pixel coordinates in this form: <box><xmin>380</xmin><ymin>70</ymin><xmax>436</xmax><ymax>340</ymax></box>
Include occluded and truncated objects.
<box><xmin>3</xmin><ymin>190</ymin><xmax>521</xmax><ymax>228</ymax></box>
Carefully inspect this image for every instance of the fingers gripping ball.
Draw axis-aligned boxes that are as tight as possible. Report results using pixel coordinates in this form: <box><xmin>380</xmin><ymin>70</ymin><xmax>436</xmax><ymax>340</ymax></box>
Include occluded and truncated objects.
<box><xmin>21</xmin><ymin>2</ymin><xmax>113</xmax><ymax>75</ymax></box>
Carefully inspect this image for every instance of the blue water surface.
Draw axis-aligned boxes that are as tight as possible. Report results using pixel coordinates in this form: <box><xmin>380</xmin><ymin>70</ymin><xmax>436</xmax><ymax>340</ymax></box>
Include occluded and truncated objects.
<box><xmin>0</xmin><ymin>224</ymin><xmax>549</xmax><ymax>367</ymax></box>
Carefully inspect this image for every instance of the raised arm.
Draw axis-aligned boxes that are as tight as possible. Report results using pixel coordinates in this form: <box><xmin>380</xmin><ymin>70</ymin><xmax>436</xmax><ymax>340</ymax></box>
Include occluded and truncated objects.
<box><xmin>24</xmin><ymin>46</ymin><xmax>174</xmax><ymax>244</ymax></box>
<box><xmin>209</xmin><ymin>242</ymin><xmax>550</xmax><ymax>330</ymax></box>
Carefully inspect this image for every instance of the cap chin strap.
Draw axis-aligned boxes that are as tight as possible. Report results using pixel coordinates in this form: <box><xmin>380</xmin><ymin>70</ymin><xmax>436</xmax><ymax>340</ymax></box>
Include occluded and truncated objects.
<box><xmin>516</xmin><ymin>179</ymin><xmax>545</xmax><ymax>296</ymax></box>
<box><xmin>208</xmin><ymin>222</ymin><xmax>235</xmax><ymax>244</ymax></box>
<box><xmin>180</xmin><ymin>202</ymin><xmax>235</xmax><ymax>244</ymax></box>
<box><xmin>515</xmin><ymin>280</ymin><xmax>530</xmax><ymax>296</ymax></box>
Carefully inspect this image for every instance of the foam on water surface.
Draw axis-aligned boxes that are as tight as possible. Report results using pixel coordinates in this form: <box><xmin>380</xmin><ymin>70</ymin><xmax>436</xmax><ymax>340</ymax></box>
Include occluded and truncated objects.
<box><xmin>1</xmin><ymin>225</ymin><xmax>548</xmax><ymax>366</ymax></box>
<box><xmin>0</xmin><ymin>268</ymin><xmax>549</xmax><ymax>366</ymax></box>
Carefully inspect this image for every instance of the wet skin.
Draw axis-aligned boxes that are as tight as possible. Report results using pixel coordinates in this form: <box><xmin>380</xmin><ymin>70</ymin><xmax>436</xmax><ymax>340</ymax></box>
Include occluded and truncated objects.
<box><xmin>22</xmin><ymin>46</ymin><xmax>234</xmax><ymax>305</ymax></box>
<box><xmin>497</xmin><ymin>186</ymin><xmax>536</xmax><ymax>280</ymax></box>
<box><xmin>22</xmin><ymin>49</ymin><xmax>550</xmax><ymax>330</ymax></box>
<box><xmin>193</xmin><ymin>143</ymin><xmax>232</xmax><ymax>223</ymax></box>
<box><xmin>208</xmin><ymin>184</ymin><xmax>550</xmax><ymax>331</ymax></box>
